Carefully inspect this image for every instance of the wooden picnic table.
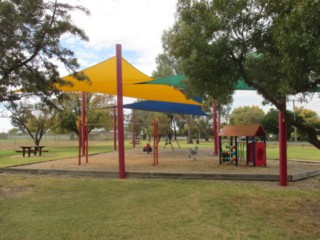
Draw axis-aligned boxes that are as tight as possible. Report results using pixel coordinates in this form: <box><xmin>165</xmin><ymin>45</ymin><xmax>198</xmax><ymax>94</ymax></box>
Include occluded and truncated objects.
<box><xmin>18</xmin><ymin>146</ymin><xmax>46</xmax><ymax>157</ymax></box>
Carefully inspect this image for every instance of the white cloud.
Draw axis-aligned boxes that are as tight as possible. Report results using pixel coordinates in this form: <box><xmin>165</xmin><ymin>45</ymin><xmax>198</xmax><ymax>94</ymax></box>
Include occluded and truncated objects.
<box><xmin>62</xmin><ymin>0</ymin><xmax>177</xmax><ymax>75</ymax></box>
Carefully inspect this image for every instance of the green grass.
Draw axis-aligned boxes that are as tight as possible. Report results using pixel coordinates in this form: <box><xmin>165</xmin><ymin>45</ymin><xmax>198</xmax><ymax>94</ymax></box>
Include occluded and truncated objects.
<box><xmin>0</xmin><ymin>145</ymin><xmax>114</xmax><ymax>168</ymax></box>
<box><xmin>266</xmin><ymin>143</ymin><xmax>320</xmax><ymax>161</ymax></box>
<box><xmin>0</xmin><ymin>174</ymin><xmax>319</xmax><ymax>240</ymax></box>
<box><xmin>0</xmin><ymin>140</ymin><xmax>136</xmax><ymax>168</ymax></box>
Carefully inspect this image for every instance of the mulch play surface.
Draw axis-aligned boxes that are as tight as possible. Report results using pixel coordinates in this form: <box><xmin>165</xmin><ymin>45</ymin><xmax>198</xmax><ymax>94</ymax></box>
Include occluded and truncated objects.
<box><xmin>11</xmin><ymin>147</ymin><xmax>320</xmax><ymax>176</ymax></box>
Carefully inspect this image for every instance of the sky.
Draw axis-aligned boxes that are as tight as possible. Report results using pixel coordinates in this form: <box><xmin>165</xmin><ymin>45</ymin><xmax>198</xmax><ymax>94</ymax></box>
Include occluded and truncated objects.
<box><xmin>0</xmin><ymin>0</ymin><xmax>319</xmax><ymax>132</ymax></box>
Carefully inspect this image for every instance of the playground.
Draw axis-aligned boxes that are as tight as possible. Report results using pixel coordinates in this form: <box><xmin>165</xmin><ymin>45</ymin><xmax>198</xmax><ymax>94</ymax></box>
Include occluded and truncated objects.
<box><xmin>6</xmin><ymin>145</ymin><xmax>320</xmax><ymax>182</ymax></box>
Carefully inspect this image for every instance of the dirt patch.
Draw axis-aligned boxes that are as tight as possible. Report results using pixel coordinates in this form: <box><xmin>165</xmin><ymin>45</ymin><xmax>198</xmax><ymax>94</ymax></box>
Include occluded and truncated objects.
<box><xmin>0</xmin><ymin>182</ymin><xmax>34</xmax><ymax>200</ymax></box>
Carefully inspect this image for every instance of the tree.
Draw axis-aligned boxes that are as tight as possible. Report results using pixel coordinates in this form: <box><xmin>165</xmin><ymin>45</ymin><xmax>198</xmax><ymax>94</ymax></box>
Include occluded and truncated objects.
<box><xmin>261</xmin><ymin>108</ymin><xmax>293</xmax><ymax>140</ymax></box>
<box><xmin>193</xmin><ymin>116</ymin><xmax>212</xmax><ymax>141</ymax></box>
<box><xmin>6</xmin><ymin>99</ymin><xmax>55</xmax><ymax>145</ymax></box>
<box><xmin>261</xmin><ymin>109</ymin><xmax>279</xmax><ymax>138</ymax></box>
<box><xmin>0</xmin><ymin>0</ymin><xmax>89</xmax><ymax>102</ymax></box>
<box><xmin>295</xmin><ymin>107</ymin><xmax>320</xmax><ymax>129</ymax></box>
<box><xmin>52</xmin><ymin>93</ymin><xmax>115</xmax><ymax>135</ymax></box>
<box><xmin>229</xmin><ymin>106</ymin><xmax>265</xmax><ymax>125</ymax></box>
<box><xmin>151</xmin><ymin>53</ymin><xmax>181</xmax><ymax>79</ymax></box>
<box><xmin>293</xmin><ymin>107</ymin><xmax>320</xmax><ymax>140</ymax></box>
<box><xmin>163</xmin><ymin>0</ymin><xmax>320</xmax><ymax>148</ymax></box>
<box><xmin>128</xmin><ymin>109</ymin><xmax>172</xmax><ymax>142</ymax></box>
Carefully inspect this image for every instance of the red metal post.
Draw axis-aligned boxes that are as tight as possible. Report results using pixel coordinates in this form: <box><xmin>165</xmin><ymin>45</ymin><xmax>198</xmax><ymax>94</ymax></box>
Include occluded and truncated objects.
<box><xmin>218</xmin><ymin>108</ymin><xmax>221</xmax><ymax>152</ymax></box>
<box><xmin>116</xmin><ymin>44</ymin><xmax>126</xmax><ymax>179</ymax></box>
<box><xmin>113</xmin><ymin>107</ymin><xmax>117</xmax><ymax>151</ymax></box>
<box><xmin>78</xmin><ymin>119</ymin><xmax>81</xmax><ymax>165</ymax></box>
<box><xmin>156</xmin><ymin>121</ymin><xmax>158</xmax><ymax>165</ymax></box>
<box><xmin>279</xmin><ymin>101</ymin><xmax>288</xmax><ymax>186</ymax></box>
<box><xmin>153</xmin><ymin>120</ymin><xmax>156</xmax><ymax>165</ymax></box>
<box><xmin>85</xmin><ymin>121</ymin><xmax>89</xmax><ymax>163</ymax></box>
<box><xmin>153</xmin><ymin>119</ymin><xmax>159</xmax><ymax>165</ymax></box>
<box><xmin>213</xmin><ymin>101</ymin><xmax>218</xmax><ymax>155</ymax></box>
<box><xmin>132</xmin><ymin>109</ymin><xmax>136</xmax><ymax>148</ymax></box>
<box><xmin>81</xmin><ymin>92</ymin><xmax>86</xmax><ymax>156</ymax></box>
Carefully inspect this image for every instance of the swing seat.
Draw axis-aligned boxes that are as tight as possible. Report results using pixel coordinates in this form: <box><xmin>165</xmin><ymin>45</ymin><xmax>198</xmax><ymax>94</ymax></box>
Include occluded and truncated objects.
<box><xmin>189</xmin><ymin>146</ymin><xmax>198</xmax><ymax>160</ymax></box>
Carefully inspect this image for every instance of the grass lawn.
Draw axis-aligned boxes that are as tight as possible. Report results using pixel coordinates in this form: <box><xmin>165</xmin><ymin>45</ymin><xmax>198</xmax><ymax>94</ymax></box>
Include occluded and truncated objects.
<box><xmin>266</xmin><ymin>143</ymin><xmax>320</xmax><ymax>161</ymax></box>
<box><xmin>0</xmin><ymin>140</ymin><xmax>134</xmax><ymax>168</ymax></box>
<box><xmin>0</xmin><ymin>174</ymin><xmax>319</xmax><ymax>240</ymax></box>
<box><xmin>0</xmin><ymin>145</ymin><xmax>114</xmax><ymax>168</ymax></box>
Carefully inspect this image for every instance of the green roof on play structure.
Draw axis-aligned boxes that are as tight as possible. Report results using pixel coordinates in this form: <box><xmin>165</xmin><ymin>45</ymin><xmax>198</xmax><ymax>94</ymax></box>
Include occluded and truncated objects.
<box><xmin>143</xmin><ymin>74</ymin><xmax>254</xmax><ymax>90</ymax></box>
<box><xmin>145</xmin><ymin>74</ymin><xmax>320</xmax><ymax>92</ymax></box>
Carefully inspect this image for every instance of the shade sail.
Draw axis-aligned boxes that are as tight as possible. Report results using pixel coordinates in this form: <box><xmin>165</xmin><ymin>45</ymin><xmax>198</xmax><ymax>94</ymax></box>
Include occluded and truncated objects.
<box><xmin>139</xmin><ymin>75</ymin><xmax>187</xmax><ymax>88</ymax></box>
<box><xmin>57</xmin><ymin>57</ymin><xmax>202</xmax><ymax>106</ymax></box>
<box><xmin>123</xmin><ymin>100</ymin><xmax>207</xmax><ymax>116</ymax></box>
<box><xmin>144</xmin><ymin>74</ymin><xmax>255</xmax><ymax>91</ymax></box>
<box><xmin>146</xmin><ymin>75</ymin><xmax>320</xmax><ymax>92</ymax></box>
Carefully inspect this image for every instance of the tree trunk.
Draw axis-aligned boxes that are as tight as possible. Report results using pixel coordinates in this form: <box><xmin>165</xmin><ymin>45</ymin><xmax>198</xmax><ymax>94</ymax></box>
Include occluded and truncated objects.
<box><xmin>187</xmin><ymin>115</ymin><xmax>193</xmax><ymax>144</ymax></box>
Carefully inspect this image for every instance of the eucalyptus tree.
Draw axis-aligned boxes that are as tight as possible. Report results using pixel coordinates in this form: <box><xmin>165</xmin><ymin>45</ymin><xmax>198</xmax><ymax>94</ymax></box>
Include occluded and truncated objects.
<box><xmin>229</xmin><ymin>106</ymin><xmax>265</xmax><ymax>125</ymax></box>
<box><xmin>163</xmin><ymin>0</ymin><xmax>320</xmax><ymax>148</ymax></box>
<box><xmin>52</xmin><ymin>93</ymin><xmax>115</xmax><ymax>135</ymax></box>
<box><xmin>151</xmin><ymin>53</ymin><xmax>182</xmax><ymax>79</ymax></box>
<box><xmin>0</xmin><ymin>0</ymin><xmax>89</xmax><ymax>102</ymax></box>
<box><xmin>6</xmin><ymin>99</ymin><xmax>56</xmax><ymax>145</ymax></box>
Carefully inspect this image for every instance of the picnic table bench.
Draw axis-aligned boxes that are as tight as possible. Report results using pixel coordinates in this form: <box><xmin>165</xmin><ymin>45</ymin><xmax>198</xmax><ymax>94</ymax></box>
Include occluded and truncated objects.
<box><xmin>131</xmin><ymin>138</ymin><xmax>140</xmax><ymax>145</ymax></box>
<box><xmin>16</xmin><ymin>146</ymin><xmax>48</xmax><ymax>157</ymax></box>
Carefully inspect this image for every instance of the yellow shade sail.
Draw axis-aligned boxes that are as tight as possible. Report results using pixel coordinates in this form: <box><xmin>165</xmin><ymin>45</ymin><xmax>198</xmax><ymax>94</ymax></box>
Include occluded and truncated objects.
<box><xmin>57</xmin><ymin>57</ymin><xmax>201</xmax><ymax>105</ymax></box>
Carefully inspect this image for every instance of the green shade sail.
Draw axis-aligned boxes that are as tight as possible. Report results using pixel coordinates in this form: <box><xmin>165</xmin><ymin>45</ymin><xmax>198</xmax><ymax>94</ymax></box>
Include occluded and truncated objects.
<box><xmin>146</xmin><ymin>74</ymin><xmax>319</xmax><ymax>92</ymax></box>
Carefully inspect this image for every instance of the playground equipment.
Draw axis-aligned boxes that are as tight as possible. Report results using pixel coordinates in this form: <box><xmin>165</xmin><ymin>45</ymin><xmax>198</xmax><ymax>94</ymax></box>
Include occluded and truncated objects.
<box><xmin>220</xmin><ymin>141</ymin><xmax>238</xmax><ymax>165</ymax></box>
<box><xmin>189</xmin><ymin>146</ymin><xmax>198</xmax><ymax>160</ymax></box>
<box><xmin>219</xmin><ymin>124</ymin><xmax>267</xmax><ymax>167</ymax></box>
<box><xmin>247</xmin><ymin>141</ymin><xmax>267</xmax><ymax>167</ymax></box>
<box><xmin>163</xmin><ymin>133</ymin><xmax>181</xmax><ymax>151</ymax></box>
<box><xmin>162</xmin><ymin>117</ymin><xmax>181</xmax><ymax>151</ymax></box>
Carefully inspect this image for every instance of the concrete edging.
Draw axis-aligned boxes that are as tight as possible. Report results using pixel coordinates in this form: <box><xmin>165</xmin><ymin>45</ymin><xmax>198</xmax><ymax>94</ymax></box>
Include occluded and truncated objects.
<box><xmin>1</xmin><ymin>167</ymin><xmax>320</xmax><ymax>181</ymax></box>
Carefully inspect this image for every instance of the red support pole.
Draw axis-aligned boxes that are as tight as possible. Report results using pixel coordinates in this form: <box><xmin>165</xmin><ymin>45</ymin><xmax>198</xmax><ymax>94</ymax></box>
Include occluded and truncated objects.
<box><xmin>153</xmin><ymin>119</ymin><xmax>159</xmax><ymax>166</ymax></box>
<box><xmin>153</xmin><ymin>120</ymin><xmax>156</xmax><ymax>166</ymax></box>
<box><xmin>156</xmin><ymin>121</ymin><xmax>159</xmax><ymax>164</ymax></box>
<box><xmin>113</xmin><ymin>107</ymin><xmax>117</xmax><ymax>151</ymax></box>
<box><xmin>132</xmin><ymin>109</ymin><xmax>136</xmax><ymax>148</ymax></box>
<box><xmin>81</xmin><ymin>92</ymin><xmax>86</xmax><ymax>156</ymax></box>
<box><xmin>116</xmin><ymin>44</ymin><xmax>126</xmax><ymax>179</ymax></box>
<box><xmin>85</xmin><ymin>121</ymin><xmax>89</xmax><ymax>163</ymax></box>
<box><xmin>279</xmin><ymin>101</ymin><xmax>288</xmax><ymax>186</ymax></box>
<box><xmin>78</xmin><ymin>120</ymin><xmax>82</xmax><ymax>165</ymax></box>
<box><xmin>213</xmin><ymin>101</ymin><xmax>218</xmax><ymax>155</ymax></box>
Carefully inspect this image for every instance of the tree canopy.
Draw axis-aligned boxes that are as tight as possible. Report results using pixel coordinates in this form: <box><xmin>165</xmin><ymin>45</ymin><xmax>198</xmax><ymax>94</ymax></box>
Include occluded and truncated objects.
<box><xmin>0</xmin><ymin>0</ymin><xmax>89</xmax><ymax>102</ymax></box>
<box><xmin>163</xmin><ymin>0</ymin><xmax>320</xmax><ymax>148</ymax></box>
<box><xmin>52</xmin><ymin>93</ymin><xmax>115</xmax><ymax>135</ymax></box>
<box><xmin>6</xmin><ymin>98</ymin><xmax>55</xmax><ymax>145</ymax></box>
<box><xmin>229</xmin><ymin>106</ymin><xmax>265</xmax><ymax>125</ymax></box>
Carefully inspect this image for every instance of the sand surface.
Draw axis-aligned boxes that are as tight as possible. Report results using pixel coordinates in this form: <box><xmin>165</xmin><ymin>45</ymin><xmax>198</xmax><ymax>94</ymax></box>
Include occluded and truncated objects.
<box><xmin>12</xmin><ymin>147</ymin><xmax>320</xmax><ymax>176</ymax></box>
